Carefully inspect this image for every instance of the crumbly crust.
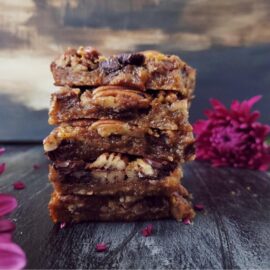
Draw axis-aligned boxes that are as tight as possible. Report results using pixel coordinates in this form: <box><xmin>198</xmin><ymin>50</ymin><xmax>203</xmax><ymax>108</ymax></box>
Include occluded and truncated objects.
<box><xmin>51</xmin><ymin>47</ymin><xmax>196</xmax><ymax>94</ymax></box>
<box><xmin>49</xmin><ymin>86</ymin><xmax>189</xmax><ymax>130</ymax></box>
<box><xmin>49</xmin><ymin>191</ymin><xmax>195</xmax><ymax>223</ymax></box>
<box><xmin>43</xmin><ymin>120</ymin><xmax>195</xmax><ymax>162</ymax></box>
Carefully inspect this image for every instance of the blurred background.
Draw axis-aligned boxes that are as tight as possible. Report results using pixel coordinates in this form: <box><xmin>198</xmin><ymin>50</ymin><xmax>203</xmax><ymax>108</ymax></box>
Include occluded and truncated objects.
<box><xmin>0</xmin><ymin>0</ymin><xmax>269</xmax><ymax>141</ymax></box>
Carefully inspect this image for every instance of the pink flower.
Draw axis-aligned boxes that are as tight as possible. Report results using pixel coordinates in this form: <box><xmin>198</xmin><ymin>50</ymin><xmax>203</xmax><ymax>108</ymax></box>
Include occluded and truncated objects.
<box><xmin>0</xmin><ymin>220</ymin><xmax>16</xmax><ymax>233</ymax></box>
<box><xmin>13</xmin><ymin>181</ymin><xmax>26</xmax><ymax>190</ymax></box>
<box><xmin>0</xmin><ymin>163</ymin><xmax>6</xmax><ymax>175</ymax></box>
<box><xmin>0</xmin><ymin>235</ymin><xmax>26</xmax><ymax>270</ymax></box>
<box><xmin>0</xmin><ymin>147</ymin><xmax>5</xmax><ymax>156</ymax></box>
<box><xmin>193</xmin><ymin>96</ymin><xmax>270</xmax><ymax>171</ymax></box>
<box><xmin>0</xmin><ymin>195</ymin><xmax>17</xmax><ymax>216</ymax></box>
<box><xmin>0</xmin><ymin>195</ymin><xmax>26</xmax><ymax>269</ymax></box>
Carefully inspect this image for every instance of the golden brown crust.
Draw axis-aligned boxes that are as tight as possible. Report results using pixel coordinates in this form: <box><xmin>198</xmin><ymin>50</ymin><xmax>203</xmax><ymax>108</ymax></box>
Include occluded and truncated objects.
<box><xmin>43</xmin><ymin>120</ymin><xmax>195</xmax><ymax>162</ymax></box>
<box><xmin>48</xmin><ymin>86</ymin><xmax>189</xmax><ymax>130</ymax></box>
<box><xmin>51</xmin><ymin>47</ymin><xmax>196</xmax><ymax>94</ymax></box>
<box><xmin>49</xmin><ymin>191</ymin><xmax>195</xmax><ymax>223</ymax></box>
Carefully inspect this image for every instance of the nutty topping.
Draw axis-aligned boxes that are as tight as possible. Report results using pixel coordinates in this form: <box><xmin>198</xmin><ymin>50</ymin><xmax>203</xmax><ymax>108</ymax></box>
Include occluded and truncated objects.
<box><xmin>90</xmin><ymin>120</ymin><xmax>130</xmax><ymax>137</ymax></box>
<box><xmin>43</xmin><ymin>134</ymin><xmax>59</xmax><ymax>152</ymax></box>
<box><xmin>92</xmin><ymin>86</ymin><xmax>150</xmax><ymax>109</ymax></box>
<box><xmin>88</xmin><ymin>153</ymin><xmax>127</xmax><ymax>170</ymax></box>
<box><xmin>126</xmin><ymin>159</ymin><xmax>154</xmax><ymax>179</ymax></box>
<box><xmin>91</xmin><ymin>170</ymin><xmax>125</xmax><ymax>183</ymax></box>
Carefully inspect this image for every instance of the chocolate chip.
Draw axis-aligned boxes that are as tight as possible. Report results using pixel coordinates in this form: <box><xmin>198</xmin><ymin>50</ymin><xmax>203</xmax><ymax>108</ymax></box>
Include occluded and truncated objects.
<box><xmin>100</xmin><ymin>58</ymin><xmax>121</xmax><ymax>73</ymax></box>
<box><xmin>117</xmin><ymin>53</ymin><xmax>145</xmax><ymax>66</ymax></box>
<box><xmin>84</xmin><ymin>47</ymin><xmax>100</xmax><ymax>60</ymax></box>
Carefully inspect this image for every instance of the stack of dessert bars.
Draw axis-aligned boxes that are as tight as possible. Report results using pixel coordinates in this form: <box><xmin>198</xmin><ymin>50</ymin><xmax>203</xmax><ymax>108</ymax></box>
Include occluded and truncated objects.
<box><xmin>43</xmin><ymin>47</ymin><xmax>196</xmax><ymax>223</ymax></box>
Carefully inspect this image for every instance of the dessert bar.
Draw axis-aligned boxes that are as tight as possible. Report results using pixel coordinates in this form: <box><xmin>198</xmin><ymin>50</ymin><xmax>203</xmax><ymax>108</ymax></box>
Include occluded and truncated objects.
<box><xmin>44</xmin><ymin>120</ymin><xmax>195</xmax><ymax>162</ymax></box>
<box><xmin>49</xmin><ymin>191</ymin><xmax>195</xmax><ymax>223</ymax></box>
<box><xmin>51</xmin><ymin>47</ymin><xmax>196</xmax><ymax>95</ymax></box>
<box><xmin>49</xmin><ymin>86</ymin><xmax>189</xmax><ymax>130</ymax></box>
<box><xmin>49</xmin><ymin>153</ymin><xmax>187</xmax><ymax>196</ymax></box>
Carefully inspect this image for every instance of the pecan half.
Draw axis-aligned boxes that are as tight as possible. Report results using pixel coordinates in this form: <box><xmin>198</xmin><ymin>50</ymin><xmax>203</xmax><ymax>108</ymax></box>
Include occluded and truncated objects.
<box><xmin>90</xmin><ymin>120</ymin><xmax>130</xmax><ymax>137</ymax></box>
<box><xmin>92</xmin><ymin>86</ymin><xmax>151</xmax><ymax>109</ymax></box>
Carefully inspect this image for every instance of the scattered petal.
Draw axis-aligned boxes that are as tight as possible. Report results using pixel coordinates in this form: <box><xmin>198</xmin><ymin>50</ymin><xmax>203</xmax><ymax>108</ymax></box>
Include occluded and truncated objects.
<box><xmin>13</xmin><ymin>182</ymin><xmax>26</xmax><ymax>190</ymax></box>
<box><xmin>60</xmin><ymin>222</ymin><xmax>66</xmax><ymax>229</ymax></box>
<box><xmin>33</xmin><ymin>164</ymin><xmax>41</xmax><ymax>170</ymax></box>
<box><xmin>194</xmin><ymin>204</ymin><xmax>205</xmax><ymax>211</ymax></box>
<box><xmin>0</xmin><ymin>195</ymin><xmax>17</xmax><ymax>216</ymax></box>
<box><xmin>0</xmin><ymin>220</ymin><xmax>16</xmax><ymax>233</ymax></box>
<box><xmin>0</xmin><ymin>147</ymin><xmax>5</xmax><ymax>156</ymax></box>
<box><xmin>0</xmin><ymin>163</ymin><xmax>6</xmax><ymax>175</ymax></box>
<box><xmin>183</xmin><ymin>218</ymin><xmax>191</xmax><ymax>225</ymax></box>
<box><xmin>95</xmin><ymin>243</ymin><xmax>107</xmax><ymax>252</ymax></box>
<box><xmin>0</xmin><ymin>235</ymin><xmax>27</xmax><ymax>270</ymax></box>
<box><xmin>141</xmin><ymin>224</ymin><xmax>153</xmax><ymax>237</ymax></box>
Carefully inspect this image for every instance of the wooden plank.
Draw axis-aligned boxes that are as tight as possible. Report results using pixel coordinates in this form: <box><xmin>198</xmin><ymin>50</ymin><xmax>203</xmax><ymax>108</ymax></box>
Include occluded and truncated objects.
<box><xmin>0</xmin><ymin>146</ymin><xmax>269</xmax><ymax>269</ymax></box>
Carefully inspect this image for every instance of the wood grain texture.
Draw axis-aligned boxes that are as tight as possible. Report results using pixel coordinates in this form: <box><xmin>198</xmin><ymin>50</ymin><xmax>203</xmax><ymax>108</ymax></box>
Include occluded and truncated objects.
<box><xmin>0</xmin><ymin>145</ymin><xmax>269</xmax><ymax>269</ymax></box>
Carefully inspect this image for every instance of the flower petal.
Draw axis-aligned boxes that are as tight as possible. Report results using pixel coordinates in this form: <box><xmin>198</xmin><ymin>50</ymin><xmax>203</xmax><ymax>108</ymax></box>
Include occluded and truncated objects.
<box><xmin>0</xmin><ymin>233</ymin><xmax>12</xmax><ymax>243</ymax></box>
<box><xmin>0</xmin><ymin>219</ymin><xmax>16</xmax><ymax>233</ymax></box>
<box><xmin>0</xmin><ymin>147</ymin><xmax>5</xmax><ymax>156</ymax></box>
<box><xmin>246</xmin><ymin>95</ymin><xmax>262</xmax><ymax>108</ymax></box>
<box><xmin>141</xmin><ymin>224</ymin><xmax>153</xmax><ymax>237</ymax></box>
<box><xmin>183</xmin><ymin>218</ymin><xmax>191</xmax><ymax>225</ymax></box>
<box><xmin>33</xmin><ymin>164</ymin><xmax>41</xmax><ymax>170</ymax></box>
<box><xmin>0</xmin><ymin>163</ymin><xmax>6</xmax><ymax>175</ymax></box>
<box><xmin>194</xmin><ymin>204</ymin><xmax>205</xmax><ymax>211</ymax></box>
<box><xmin>95</xmin><ymin>243</ymin><xmax>107</xmax><ymax>252</ymax></box>
<box><xmin>13</xmin><ymin>182</ymin><xmax>26</xmax><ymax>190</ymax></box>
<box><xmin>0</xmin><ymin>236</ymin><xmax>27</xmax><ymax>270</ymax></box>
<box><xmin>0</xmin><ymin>194</ymin><xmax>17</xmax><ymax>216</ymax></box>
<box><xmin>60</xmin><ymin>222</ymin><xmax>66</xmax><ymax>229</ymax></box>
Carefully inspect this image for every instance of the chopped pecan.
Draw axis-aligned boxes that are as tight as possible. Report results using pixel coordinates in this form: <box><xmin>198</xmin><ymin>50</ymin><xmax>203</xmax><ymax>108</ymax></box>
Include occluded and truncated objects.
<box><xmin>91</xmin><ymin>170</ymin><xmax>125</xmax><ymax>183</ymax></box>
<box><xmin>126</xmin><ymin>159</ymin><xmax>154</xmax><ymax>179</ymax></box>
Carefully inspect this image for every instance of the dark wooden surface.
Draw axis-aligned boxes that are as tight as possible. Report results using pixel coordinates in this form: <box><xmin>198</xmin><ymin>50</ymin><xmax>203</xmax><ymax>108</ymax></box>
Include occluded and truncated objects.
<box><xmin>0</xmin><ymin>145</ymin><xmax>269</xmax><ymax>269</ymax></box>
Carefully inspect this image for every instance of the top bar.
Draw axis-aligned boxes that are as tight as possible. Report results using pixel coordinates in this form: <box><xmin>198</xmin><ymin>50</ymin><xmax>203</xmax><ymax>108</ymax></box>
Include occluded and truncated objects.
<box><xmin>51</xmin><ymin>47</ymin><xmax>196</xmax><ymax>95</ymax></box>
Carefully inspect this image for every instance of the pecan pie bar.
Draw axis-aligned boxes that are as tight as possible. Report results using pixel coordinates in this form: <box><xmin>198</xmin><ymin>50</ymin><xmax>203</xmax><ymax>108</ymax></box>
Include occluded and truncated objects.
<box><xmin>49</xmin><ymin>191</ymin><xmax>195</xmax><ymax>223</ymax></box>
<box><xmin>51</xmin><ymin>47</ymin><xmax>196</xmax><ymax>95</ymax></box>
<box><xmin>43</xmin><ymin>120</ymin><xmax>195</xmax><ymax>163</ymax></box>
<box><xmin>49</xmin><ymin>86</ymin><xmax>190</xmax><ymax>130</ymax></box>
<box><xmin>49</xmin><ymin>153</ymin><xmax>187</xmax><ymax>196</ymax></box>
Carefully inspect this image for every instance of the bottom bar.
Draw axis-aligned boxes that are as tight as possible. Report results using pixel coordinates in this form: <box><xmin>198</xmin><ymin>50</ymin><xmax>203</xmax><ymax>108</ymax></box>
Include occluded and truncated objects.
<box><xmin>49</xmin><ymin>192</ymin><xmax>195</xmax><ymax>223</ymax></box>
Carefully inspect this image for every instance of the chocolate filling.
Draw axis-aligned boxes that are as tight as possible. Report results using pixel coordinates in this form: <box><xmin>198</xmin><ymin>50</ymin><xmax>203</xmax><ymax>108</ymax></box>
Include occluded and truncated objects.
<box><xmin>52</xmin><ymin>157</ymin><xmax>177</xmax><ymax>184</ymax></box>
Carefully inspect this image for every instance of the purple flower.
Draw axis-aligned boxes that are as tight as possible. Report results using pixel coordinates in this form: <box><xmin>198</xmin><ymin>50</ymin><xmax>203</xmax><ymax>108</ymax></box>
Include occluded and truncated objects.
<box><xmin>0</xmin><ymin>235</ymin><xmax>26</xmax><ymax>270</ymax></box>
<box><xmin>0</xmin><ymin>147</ymin><xmax>5</xmax><ymax>156</ymax></box>
<box><xmin>193</xmin><ymin>96</ymin><xmax>270</xmax><ymax>171</ymax></box>
<box><xmin>0</xmin><ymin>195</ymin><xmax>26</xmax><ymax>269</ymax></box>
<box><xmin>0</xmin><ymin>195</ymin><xmax>17</xmax><ymax>216</ymax></box>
